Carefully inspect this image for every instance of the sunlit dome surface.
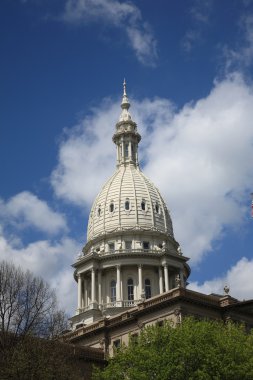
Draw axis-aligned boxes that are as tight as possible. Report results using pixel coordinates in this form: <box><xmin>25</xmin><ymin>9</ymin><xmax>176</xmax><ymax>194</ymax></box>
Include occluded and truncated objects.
<box><xmin>87</xmin><ymin>80</ymin><xmax>174</xmax><ymax>242</ymax></box>
<box><xmin>87</xmin><ymin>164</ymin><xmax>174</xmax><ymax>241</ymax></box>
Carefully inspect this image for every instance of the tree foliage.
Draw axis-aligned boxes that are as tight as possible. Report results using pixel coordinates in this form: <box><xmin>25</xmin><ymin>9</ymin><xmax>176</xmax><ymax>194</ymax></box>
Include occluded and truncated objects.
<box><xmin>94</xmin><ymin>318</ymin><xmax>253</xmax><ymax>380</ymax></box>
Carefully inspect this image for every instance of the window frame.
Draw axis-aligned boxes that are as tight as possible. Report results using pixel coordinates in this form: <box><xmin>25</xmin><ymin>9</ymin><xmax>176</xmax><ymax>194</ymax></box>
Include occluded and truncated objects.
<box><xmin>127</xmin><ymin>278</ymin><xmax>134</xmax><ymax>301</ymax></box>
<box><xmin>141</xmin><ymin>200</ymin><xmax>146</xmax><ymax>211</ymax></box>
<box><xmin>144</xmin><ymin>278</ymin><xmax>151</xmax><ymax>299</ymax></box>
<box><xmin>110</xmin><ymin>280</ymin><xmax>116</xmax><ymax>302</ymax></box>
<box><xmin>108</xmin><ymin>242</ymin><xmax>115</xmax><ymax>252</ymax></box>
<box><xmin>109</xmin><ymin>202</ymin><xmax>114</xmax><ymax>213</ymax></box>
<box><xmin>125</xmin><ymin>241</ymin><xmax>132</xmax><ymax>250</ymax></box>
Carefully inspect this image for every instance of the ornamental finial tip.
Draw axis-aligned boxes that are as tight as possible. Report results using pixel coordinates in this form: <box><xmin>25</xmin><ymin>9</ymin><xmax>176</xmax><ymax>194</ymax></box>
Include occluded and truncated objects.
<box><xmin>123</xmin><ymin>78</ymin><xmax>127</xmax><ymax>96</ymax></box>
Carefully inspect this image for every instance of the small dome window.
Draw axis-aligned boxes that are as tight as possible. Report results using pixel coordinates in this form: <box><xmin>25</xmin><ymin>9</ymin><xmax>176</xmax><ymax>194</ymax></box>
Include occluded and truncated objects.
<box><xmin>125</xmin><ymin>199</ymin><xmax>130</xmax><ymax>210</ymax></box>
<box><xmin>109</xmin><ymin>242</ymin><xmax>115</xmax><ymax>252</ymax></box>
<box><xmin>141</xmin><ymin>200</ymin><xmax>146</xmax><ymax>211</ymax></box>
<box><xmin>109</xmin><ymin>202</ymin><xmax>114</xmax><ymax>212</ymax></box>
<box><xmin>97</xmin><ymin>207</ymin><xmax>101</xmax><ymax>217</ymax></box>
<box><xmin>143</xmin><ymin>241</ymin><xmax>150</xmax><ymax>250</ymax></box>
<box><xmin>155</xmin><ymin>202</ymin><xmax>160</xmax><ymax>214</ymax></box>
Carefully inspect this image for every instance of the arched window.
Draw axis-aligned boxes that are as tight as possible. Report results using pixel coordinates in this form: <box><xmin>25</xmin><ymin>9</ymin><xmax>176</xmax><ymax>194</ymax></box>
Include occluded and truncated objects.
<box><xmin>109</xmin><ymin>202</ymin><xmax>114</xmax><ymax>212</ymax></box>
<box><xmin>125</xmin><ymin>199</ymin><xmax>130</xmax><ymax>210</ymax></box>
<box><xmin>155</xmin><ymin>202</ymin><xmax>160</xmax><ymax>214</ymax></box>
<box><xmin>110</xmin><ymin>280</ymin><xmax>116</xmax><ymax>302</ymax></box>
<box><xmin>127</xmin><ymin>278</ymin><xmax>134</xmax><ymax>301</ymax></box>
<box><xmin>97</xmin><ymin>206</ymin><xmax>101</xmax><ymax>217</ymax></box>
<box><xmin>141</xmin><ymin>200</ymin><xmax>146</xmax><ymax>211</ymax></box>
<box><xmin>145</xmin><ymin>279</ymin><xmax>151</xmax><ymax>299</ymax></box>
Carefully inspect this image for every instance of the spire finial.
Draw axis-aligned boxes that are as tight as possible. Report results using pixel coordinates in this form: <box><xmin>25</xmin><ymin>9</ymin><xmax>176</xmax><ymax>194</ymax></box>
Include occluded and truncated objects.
<box><xmin>123</xmin><ymin>78</ymin><xmax>127</xmax><ymax>97</ymax></box>
<box><xmin>120</xmin><ymin>78</ymin><xmax>131</xmax><ymax>121</ymax></box>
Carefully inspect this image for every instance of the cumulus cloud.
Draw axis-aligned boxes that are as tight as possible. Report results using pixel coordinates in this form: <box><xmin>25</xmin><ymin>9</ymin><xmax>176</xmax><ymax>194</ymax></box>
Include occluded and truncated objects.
<box><xmin>189</xmin><ymin>257</ymin><xmax>253</xmax><ymax>300</ymax></box>
<box><xmin>0</xmin><ymin>232</ymin><xmax>79</xmax><ymax>313</ymax></box>
<box><xmin>51</xmin><ymin>73</ymin><xmax>253</xmax><ymax>266</ymax></box>
<box><xmin>60</xmin><ymin>0</ymin><xmax>157</xmax><ymax>66</ymax></box>
<box><xmin>0</xmin><ymin>191</ymin><xmax>67</xmax><ymax>234</ymax></box>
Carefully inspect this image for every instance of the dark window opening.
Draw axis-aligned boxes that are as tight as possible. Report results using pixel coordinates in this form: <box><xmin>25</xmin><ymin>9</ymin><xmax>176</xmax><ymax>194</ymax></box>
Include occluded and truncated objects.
<box><xmin>97</xmin><ymin>207</ymin><xmax>101</xmax><ymax>217</ymax></box>
<box><xmin>110</xmin><ymin>203</ymin><xmax>114</xmax><ymax>212</ymax></box>
<box><xmin>145</xmin><ymin>278</ymin><xmax>151</xmax><ymax>299</ymax></box>
<box><xmin>127</xmin><ymin>278</ymin><xmax>134</xmax><ymax>301</ymax></box>
<box><xmin>141</xmin><ymin>200</ymin><xmax>146</xmax><ymax>211</ymax></box>
<box><xmin>125</xmin><ymin>200</ymin><xmax>130</xmax><ymax>210</ymax></box>
<box><xmin>143</xmin><ymin>241</ymin><xmax>150</xmax><ymax>250</ymax></box>
<box><xmin>124</xmin><ymin>142</ymin><xmax>129</xmax><ymax>158</ymax></box>
<box><xmin>113</xmin><ymin>339</ymin><xmax>121</xmax><ymax>349</ymax></box>
<box><xmin>109</xmin><ymin>243</ymin><xmax>115</xmax><ymax>252</ymax></box>
<box><xmin>155</xmin><ymin>203</ymin><xmax>159</xmax><ymax>213</ymax></box>
<box><xmin>110</xmin><ymin>280</ymin><xmax>116</xmax><ymax>302</ymax></box>
<box><xmin>125</xmin><ymin>241</ymin><xmax>132</xmax><ymax>250</ymax></box>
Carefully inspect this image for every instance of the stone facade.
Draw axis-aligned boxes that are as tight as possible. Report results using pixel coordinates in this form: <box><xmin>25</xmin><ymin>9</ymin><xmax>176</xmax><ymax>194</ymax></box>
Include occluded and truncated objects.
<box><xmin>63</xmin><ymin>287</ymin><xmax>253</xmax><ymax>357</ymax></box>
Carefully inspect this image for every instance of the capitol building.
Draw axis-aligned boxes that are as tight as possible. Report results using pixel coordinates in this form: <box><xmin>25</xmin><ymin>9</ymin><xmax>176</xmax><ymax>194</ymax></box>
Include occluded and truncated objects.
<box><xmin>63</xmin><ymin>82</ymin><xmax>253</xmax><ymax>356</ymax></box>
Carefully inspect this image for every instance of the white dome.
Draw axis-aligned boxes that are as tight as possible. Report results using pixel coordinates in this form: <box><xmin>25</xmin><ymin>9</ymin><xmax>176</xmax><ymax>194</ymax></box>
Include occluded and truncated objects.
<box><xmin>87</xmin><ymin>165</ymin><xmax>173</xmax><ymax>242</ymax></box>
<box><xmin>71</xmin><ymin>82</ymin><xmax>190</xmax><ymax>327</ymax></box>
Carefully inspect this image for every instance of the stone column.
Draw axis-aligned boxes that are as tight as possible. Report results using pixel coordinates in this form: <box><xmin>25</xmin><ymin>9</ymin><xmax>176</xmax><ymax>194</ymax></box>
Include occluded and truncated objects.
<box><xmin>158</xmin><ymin>266</ymin><xmax>163</xmax><ymax>294</ymax></box>
<box><xmin>98</xmin><ymin>270</ymin><xmax>102</xmax><ymax>305</ymax></box>
<box><xmin>138</xmin><ymin>264</ymin><xmax>143</xmax><ymax>299</ymax></box>
<box><xmin>116</xmin><ymin>145</ymin><xmax>119</xmax><ymax>166</ymax></box>
<box><xmin>77</xmin><ymin>274</ymin><xmax>82</xmax><ymax>311</ymax></box>
<box><xmin>164</xmin><ymin>265</ymin><xmax>169</xmax><ymax>292</ymax></box>
<box><xmin>84</xmin><ymin>277</ymin><xmax>88</xmax><ymax>307</ymax></box>
<box><xmin>116</xmin><ymin>265</ymin><xmax>121</xmax><ymax>301</ymax></box>
<box><xmin>81</xmin><ymin>278</ymin><xmax>85</xmax><ymax>308</ymax></box>
<box><xmin>91</xmin><ymin>268</ymin><xmax>96</xmax><ymax>303</ymax></box>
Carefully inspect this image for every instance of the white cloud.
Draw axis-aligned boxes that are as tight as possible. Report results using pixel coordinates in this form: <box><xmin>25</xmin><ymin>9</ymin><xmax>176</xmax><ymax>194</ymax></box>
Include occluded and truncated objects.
<box><xmin>0</xmin><ymin>191</ymin><xmax>78</xmax><ymax>314</ymax></box>
<box><xmin>60</xmin><ymin>0</ymin><xmax>157</xmax><ymax>66</ymax></box>
<box><xmin>0</xmin><ymin>233</ymin><xmax>79</xmax><ymax>314</ymax></box>
<box><xmin>51</xmin><ymin>73</ymin><xmax>253</xmax><ymax>265</ymax></box>
<box><xmin>0</xmin><ymin>191</ymin><xmax>67</xmax><ymax>234</ymax></box>
<box><xmin>189</xmin><ymin>257</ymin><xmax>253</xmax><ymax>300</ymax></box>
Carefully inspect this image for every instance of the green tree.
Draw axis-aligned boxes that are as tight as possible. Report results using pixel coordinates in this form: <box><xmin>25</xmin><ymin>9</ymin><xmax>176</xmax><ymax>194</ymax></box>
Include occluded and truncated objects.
<box><xmin>94</xmin><ymin>318</ymin><xmax>253</xmax><ymax>380</ymax></box>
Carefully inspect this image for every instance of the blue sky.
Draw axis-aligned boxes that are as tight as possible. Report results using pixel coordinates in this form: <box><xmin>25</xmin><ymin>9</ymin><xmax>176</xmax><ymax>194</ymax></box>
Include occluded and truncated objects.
<box><xmin>1</xmin><ymin>0</ymin><xmax>253</xmax><ymax>313</ymax></box>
